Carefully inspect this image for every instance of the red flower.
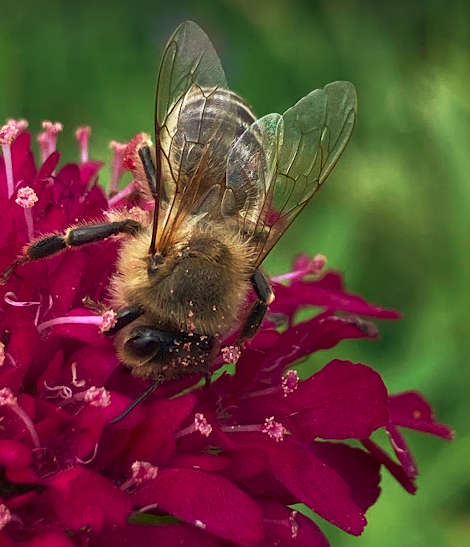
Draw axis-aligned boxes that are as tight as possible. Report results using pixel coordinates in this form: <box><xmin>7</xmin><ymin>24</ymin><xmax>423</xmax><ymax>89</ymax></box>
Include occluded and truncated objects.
<box><xmin>0</xmin><ymin>120</ymin><xmax>452</xmax><ymax>546</ymax></box>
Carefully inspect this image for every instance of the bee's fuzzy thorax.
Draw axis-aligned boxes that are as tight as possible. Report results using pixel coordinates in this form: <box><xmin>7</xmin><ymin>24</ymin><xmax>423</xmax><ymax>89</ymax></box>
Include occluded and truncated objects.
<box><xmin>110</xmin><ymin>218</ymin><xmax>254</xmax><ymax>337</ymax></box>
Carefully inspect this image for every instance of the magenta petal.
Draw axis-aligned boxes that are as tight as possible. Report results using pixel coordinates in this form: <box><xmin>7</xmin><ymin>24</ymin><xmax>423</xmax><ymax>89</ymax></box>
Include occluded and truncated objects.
<box><xmin>309</xmin><ymin>441</ymin><xmax>381</xmax><ymax>513</ymax></box>
<box><xmin>0</xmin><ymin>440</ymin><xmax>33</xmax><ymax>467</ymax></box>
<box><xmin>258</xmin><ymin>498</ymin><xmax>330</xmax><ymax>547</ymax></box>
<box><xmin>386</xmin><ymin>423</ymin><xmax>418</xmax><ymax>478</ymax></box>
<box><xmin>48</xmin><ymin>250</ymin><xmax>86</xmax><ymax>316</ymax></box>
<box><xmin>281</xmin><ymin>360</ymin><xmax>389</xmax><ymax>440</ymax></box>
<box><xmin>42</xmin><ymin>466</ymin><xmax>132</xmax><ymax>532</ymax></box>
<box><xmin>125</xmin><ymin>394</ymin><xmax>196</xmax><ymax>464</ymax></box>
<box><xmin>265</xmin><ymin>316</ymin><xmax>379</xmax><ymax>374</ymax></box>
<box><xmin>133</xmin><ymin>468</ymin><xmax>264</xmax><ymax>545</ymax></box>
<box><xmin>389</xmin><ymin>391</ymin><xmax>454</xmax><ymax>439</ymax></box>
<box><xmin>262</xmin><ymin>439</ymin><xmax>366</xmax><ymax>535</ymax></box>
<box><xmin>168</xmin><ymin>452</ymin><xmax>231</xmax><ymax>471</ymax></box>
<box><xmin>88</xmin><ymin>523</ymin><xmax>221</xmax><ymax>547</ymax></box>
<box><xmin>272</xmin><ymin>271</ymin><xmax>400</xmax><ymax>319</ymax></box>
<box><xmin>65</xmin><ymin>345</ymin><xmax>119</xmax><ymax>387</ymax></box>
<box><xmin>221</xmin><ymin>446</ymin><xmax>269</xmax><ymax>481</ymax></box>
<box><xmin>79</xmin><ymin>160</ymin><xmax>104</xmax><ymax>185</ymax></box>
<box><xmin>22</xmin><ymin>531</ymin><xmax>76</xmax><ymax>547</ymax></box>
<box><xmin>362</xmin><ymin>438</ymin><xmax>417</xmax><ymax>494</ymax></box>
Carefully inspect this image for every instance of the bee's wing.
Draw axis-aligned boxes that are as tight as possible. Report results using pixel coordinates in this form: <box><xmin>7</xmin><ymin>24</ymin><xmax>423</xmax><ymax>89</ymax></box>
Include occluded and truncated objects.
<box><xmin>225</xmin><ymin>81</ymin><xmax>357</xmax><ymax>267</ymax></box>
<box><xmin>154</xmin><ymin>21</ymin><xmax>243</xmax><ymax>249</ymax></box>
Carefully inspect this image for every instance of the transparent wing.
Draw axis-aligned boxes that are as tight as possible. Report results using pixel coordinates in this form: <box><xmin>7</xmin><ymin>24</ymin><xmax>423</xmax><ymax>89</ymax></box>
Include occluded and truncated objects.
<box><xmin>226</xmin><ymin>81</ymin><xmax>357</xmax><ymax>267</ymax></box>
<box><xmin>155</xmin><ymin>22</ymin><xmax>245</xmax><ymax>250</ymax></box>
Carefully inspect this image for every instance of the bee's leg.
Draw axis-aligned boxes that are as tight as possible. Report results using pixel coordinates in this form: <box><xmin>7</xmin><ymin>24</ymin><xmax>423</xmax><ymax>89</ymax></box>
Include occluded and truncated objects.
<box><xmin>138</xmin><ymin>144</ymin><xmax>167</xmax><ymax>203</ymax></box>
<box><xmin>237</xmin><ymin>269</ymin><xmax>275</xmax><ymax>343</ymax></box>
<box><xmin>105</xmin><ymin>305</ymin><xmax>144</xmax><ymax>335</ymax></box>
<box><xmin>1</xmin><ymin>219</ymin><xmax>142</xmax><ymax>284</ymax></box>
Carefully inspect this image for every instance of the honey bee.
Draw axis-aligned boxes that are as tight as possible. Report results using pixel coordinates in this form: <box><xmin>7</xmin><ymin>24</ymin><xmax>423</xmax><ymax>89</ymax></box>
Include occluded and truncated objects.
<box><xmin>1</xmin><ymin>22</ymin><xmax>357</xmax><ymax>421</ymax></box>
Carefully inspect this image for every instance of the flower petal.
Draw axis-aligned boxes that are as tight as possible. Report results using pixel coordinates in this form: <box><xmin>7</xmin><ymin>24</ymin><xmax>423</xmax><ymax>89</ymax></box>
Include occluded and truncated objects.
<box><xmin>309</xmin><ymin>441</ymin><xmax>381</xmax><ymax>513</ymax></box>
<box><xmin>41</xmin><ymin>466</ymin><xmax>132</xmax><ymax>532</ymax></box>
<box><xmin>88</xmin><ymin>523</ymin><xmax>221</xmax><ymax>547</ymax></box>
<box><xmin>389</xmin><ymin>391</ymin><xmax>454</xmax><ymax>439</ymax></box>
<box><xmin>280</xmin><ymin>360</ymin><xmax>389</xmax><ymax>440</ymax></box>
<box><xmin>133</xmin><ymin>468</ymin><xmax>264</xmax><ymax>545</ymax></box>
<box><xmin>258</xmin><ymin>498</ymin><xmax>330</xmax><ymax>547</ymax></box>
<box><xmin>362</xmin><ymin>438</ymin><xmax>417</xmax><ymax>494</ymax></box>
<box><xmin>261</xmin><ymin>438</ymin><xmax>366</xmax><ymax>535</ymax></box>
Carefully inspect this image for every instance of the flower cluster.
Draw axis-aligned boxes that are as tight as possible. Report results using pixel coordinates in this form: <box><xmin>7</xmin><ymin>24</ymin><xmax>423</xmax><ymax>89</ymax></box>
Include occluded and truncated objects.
<box><xmin>0</xmin><ymin>120</ymin><xmax>453</xmax><ymax>547</ymax></box>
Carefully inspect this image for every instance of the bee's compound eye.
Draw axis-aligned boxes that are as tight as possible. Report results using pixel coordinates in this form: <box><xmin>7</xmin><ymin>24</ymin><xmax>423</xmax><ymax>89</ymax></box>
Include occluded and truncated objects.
<box><xmin>125</xmin><ymin>327</ymin><xmax>179</xmax><ymax>358</ymax></box>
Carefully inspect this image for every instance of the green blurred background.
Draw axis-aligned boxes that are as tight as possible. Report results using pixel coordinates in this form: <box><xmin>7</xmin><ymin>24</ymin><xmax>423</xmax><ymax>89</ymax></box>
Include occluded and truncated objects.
<box><xmin>1</xmin><ymin>0</ymin><xmax>468</xmax><ymax>545</ymax></box>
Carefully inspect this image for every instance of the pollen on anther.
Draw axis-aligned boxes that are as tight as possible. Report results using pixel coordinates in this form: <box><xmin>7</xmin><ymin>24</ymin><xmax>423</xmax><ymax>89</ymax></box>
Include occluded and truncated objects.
<box><xmin>83</xmin><ymin>386</ymin><xmax>111</xmax><ymax>407</ymax></box>
<box><xmin>75</xmin><ymin>126</ymin><xmax>91</xmax><ymax>163</ymax></box>
<box><xmin>131</xmin><ymin>460</ymin><xmax>158</xmax><ymax>482</ymax></box>
<box><xmin>15</xmin><ymin>187</ymin><xmax>38</xmax><ymax>209</ymax></box>
<box><xmin>38</xmin><ymin>121</ymin><xmax>63</xmax><ymax>161</ymax></box>
<box><xmin>0</xmin><ymin>342</ymin><xmax>5</xmax><ymax>367</ymax></box>
<box><xmin>0</xmin><ymin>387</ymin><xmax>17</xmax><ymax>406</ymax></box>
<box><xmin>289</xmin><ymin>510</ymin><xmax>300</xmax><ymax>539</ymax></box>
<box><xmin>262</xmin><ymin>416</ymin><xmax>286</xmax><ymax>442</ymax></box>
<box><xmin>282</xmin><ymin>370</ymin><xmax>299</xmax><ymax>397</ymax></box>
<box><xmin>0</xmin><ymin>121</ymin><xmax>19</xmax><ymax>145</ymax></box>
<box><xmin>194</xmin><ymin>413</ymin><xmax>212</xmax><ymax>437</ymax></box>
<box><xmin>100</xmin><ymin>310</ymin><xmax>117</xmax><ymax>332</ymax></box>
<box><xmin>221</xmin><ymin>345</ymin><xmax>241</xmax><ymax>364</ymax></box>
<box><xmin>0</xmin><ymin>504</ymin><xmax>12</xmax><ymax>530</ymax></box>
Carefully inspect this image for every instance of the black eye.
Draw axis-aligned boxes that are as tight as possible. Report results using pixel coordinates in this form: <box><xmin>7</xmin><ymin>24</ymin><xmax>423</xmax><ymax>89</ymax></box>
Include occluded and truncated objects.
<box><xmin>125</xmin><ymin>328</ymin><xmax>180</xmax><ymax>358</ymax></box>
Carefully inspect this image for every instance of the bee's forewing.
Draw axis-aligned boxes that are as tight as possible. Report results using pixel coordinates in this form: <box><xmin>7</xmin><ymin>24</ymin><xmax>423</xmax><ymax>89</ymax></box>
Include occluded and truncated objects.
<box><xmin>226</xmin><ymin>81</ymin><xmax>357</xmax><ymax>266</ymax></box>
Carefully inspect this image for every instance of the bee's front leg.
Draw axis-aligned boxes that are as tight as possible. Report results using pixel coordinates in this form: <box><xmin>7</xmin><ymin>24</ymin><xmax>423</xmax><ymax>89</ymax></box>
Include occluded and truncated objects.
<box><xmin>237</xmin><ymin>269</ymin><xmax>275</xmax><ymax>343</ymax></box>
<box><xmin>1</xmin><ymin>219</ymin><xmax>142</xmax><ymax>284</ymax></box>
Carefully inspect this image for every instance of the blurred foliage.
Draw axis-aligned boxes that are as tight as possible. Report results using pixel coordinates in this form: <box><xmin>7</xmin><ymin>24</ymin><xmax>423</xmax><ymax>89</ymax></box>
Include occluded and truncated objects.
<box><xmin>0</xmin><ymin>0</ymin><xmax>469</xmax><ymax>545</ymax></box>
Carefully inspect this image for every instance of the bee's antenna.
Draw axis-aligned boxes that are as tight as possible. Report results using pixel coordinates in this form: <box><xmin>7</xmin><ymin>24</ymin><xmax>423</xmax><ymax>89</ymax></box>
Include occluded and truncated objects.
<box><xmin>109</xmin><ymin>375</ymin><xmax>164</xmax><ymax>425</ymax></box>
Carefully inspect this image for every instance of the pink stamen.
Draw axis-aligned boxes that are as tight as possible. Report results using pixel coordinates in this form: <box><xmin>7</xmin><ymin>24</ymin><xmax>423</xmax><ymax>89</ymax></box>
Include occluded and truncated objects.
<box><xmin>37</xmin><ymin>121</ymin><xmax>63</xmax><ymax>163</ymax></box>
<box><xmin>108</xmin><ymin>181</ymin><xmax>137</xmax><ymax>207</ymax></box>
<box><xmin>262</xmin><ymin>416</ymin><xmax>286</xmax><ymax>442</ymax></box>
<box><xmin>221</xmin><ymin>345</ymin><xmax>241</xmax><ymax>364</ymax></box>
<box><xmin>0</xmin><ymin>121</ymin><xmax>19</xmax><ymax>200</ymax></box>
<box><xmin>100</xmin><ymin>310</ymin><xmax>117</xmax><ymax>332</ymax></box>
<box><xmin>81</xmin><ymin>386</ymin><xmax>111</xmax><ymax>407</ymax></box>
<box><xmin>281</xmin><ymin>370</ymin><xmax>299</xmax><ymax>397</ymax></box>
<box><xmin>43</xmin><ymin>381</ymin><xmax>73</xmax><ymax>400</ymax></box>
<box><xmin>75</xmin><ymin>126</ymin><xmax>91</xmax><ymax>163</ymax></box>
<box><xmin>15</xmin><ymin>186</ymin><xmax>38</xmax><ymax>241</ymax></box>
<box><xmin>0</xmin><ymin>387</ymin><xmax>41</xmax><ymax>449</ymax></box>
<box><xmin>194</xmin><ymin>413</ymin><xmax>212</xmax><ymax>437</ymax></box>
<box><xmin>76</xmin><ymin>442</ymin><xmax>99</xmax><ymax>464</ymax></box>
<box><xmin>221</xmin><ymin>423</ymin><xmax>264</xmax><ymax>434</ymax></box>
<box><xmin>7</xmin><ymin>118</ymin><xmax>28</xmax><ymax>132</ymax></box>
<box><xmin>121</xmin><ymin>461</ymin><xmax>158</xmax><ymax>491</ymax></box>
<box><xmin>0</xmin><ymin>121</ymin><xmax>19</xmax><ymax>144</ymax></box>
<box><xmin>174</xmin><ymin>412</ymin><xmax>212</xmax><ymax>439</ymax></box>
<box><xmin>271</xmin><ymin>253</ymin><xmax>327</xmax><ymax>283</ymax></box>
<box><xmin>0</xmin><ymin>504</ymin><xmax>12</xmax><ymax>530</ymax></box>
<box><xmin>71</xmin><ymin>362</ymin><xmax>86</xmax><ymax>388</ymax></box>
<box><xmin>109</xmin><ymin>141</ymin><xmax>127</xmax><ymax>196</ymax></box>
<box><xmin>0</xmin><ymin>342</ymin><xmax>4</xmax><ymax>367</ymax></box>
<box><xmin>37</xmin><ymin>313</ymin><xmax>111</xmax><ymax>334</ymax></box>
<box><xmin>4</xmin><ymin>291</ymin><xmax>41</xmax><ymax>307</ymax></box>
<box><xmin>289</xmin><ymin>510</ymin><xmax>299</xmax><ymax>538</ymax></box>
